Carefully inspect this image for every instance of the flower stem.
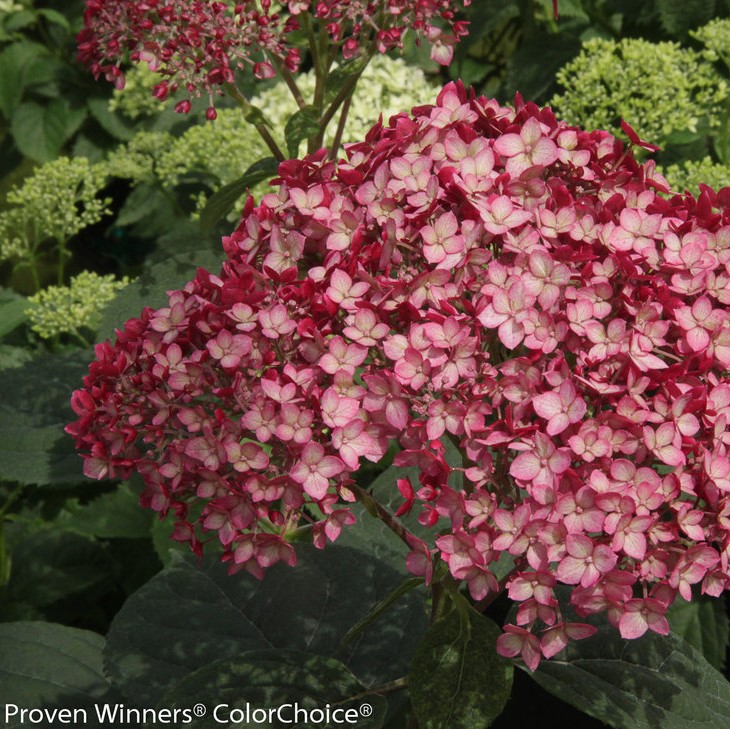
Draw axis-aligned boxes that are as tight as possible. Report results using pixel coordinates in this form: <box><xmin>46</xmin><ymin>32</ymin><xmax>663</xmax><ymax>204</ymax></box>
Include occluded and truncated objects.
<box><xmin>225</xmin><ymin>84</ymin><xmax>285</xmax><ymax>162</ymax></box>
<box><xmin>328</xmin><ymin>92</ymin><xmax>352</xmax><ymax>160</ymax></box>
<box><xmin>349</xmin><ymin>482</ymin><xmax>414</xmax><ymax>551</ymax></box>
<box><xmin>272</xmin><ymin>56</ymin><xmax>307</xmax><ymax>110</ymax></box>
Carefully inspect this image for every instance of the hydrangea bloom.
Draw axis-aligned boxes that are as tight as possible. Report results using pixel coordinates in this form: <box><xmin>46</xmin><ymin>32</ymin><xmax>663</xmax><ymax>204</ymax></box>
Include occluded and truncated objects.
<box><xmin>109</xmin><ymin>56</ymin><xmax>435</xmax><ymax>215</ymax></box>
<box><xmin>78</xmin><ymin>0</ymin><xmax>469</xmax><ymax>113</ymax></box>
<box><xmin>69</xmin><ymin>81</ymin><xmax>730</xmax><ymax>669</ymax></box>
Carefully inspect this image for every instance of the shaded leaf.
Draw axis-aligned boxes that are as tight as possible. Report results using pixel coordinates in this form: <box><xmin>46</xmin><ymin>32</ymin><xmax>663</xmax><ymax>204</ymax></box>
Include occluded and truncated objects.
<box><xmin>410</xmin><ymin>608</ymin><xmax>513</xmax><ymax>729</ymax></box>
<box><xmin>199</xmin><ymin>156</ymin><xmax>278</xmax><ymax>230</ymax></box>
<box><xmin>86</xmin><ymin>96</ymin><xmax>136</xmax><ymax>142</ymax></box>
<box><xmin>160</xmin><ymin>651</ymin><xmax>387</xmax><ymax>729</ymax></box>
<box><xmin>7</xmin><ymin>529</ymin><xmax>111</xmax><ymax>608</ymax></box>
<box><xmin>36</xmin><ymin>8</ymin><xmax>71</xmax><ymax>31</ymax></box>
<box><xmin>0</xmin><ymin>41</ymin><xmax>48</xmax><ymax>118</ymax></box>
<box><xmin>104</xmin><ymin>545</ymin><xmax>427</xmax><ymax>705</ymax></box>
<box><xmin>0</xmin><ymin>622</ymin><xmax>116</xmax><ymax>729</ymax></box>
<box><xmin>667</xmin><ymin>595</ymin><xmax>729</xmax><ymax>672</ymax></box>
<box><xmin>657</xmin><ymin>0</ymin><xmax>717</xmax><ymax>37</ymax></box>
<box><xmin>59</xmin><ymin>481</ymin><xmax>152</xmax><ymax>540</ymax></box>
<box><xmin>531</xmin><ymin>619</ymin><xmax>730</xmax><ymax>729</ymax></box>
<box><xmin>0</xmin><ymin>351</ymin><xmax>90</xmax><ymax>485</ymax></box>
<box><xmin>97</xmin><ymin>247</ymin><xmax>224</xmax><ymax>340</ymax></box>
<box><xmin>0</xmin><ymin>287</ymin><xmax>29</xmax><ymax>338</ymax></box>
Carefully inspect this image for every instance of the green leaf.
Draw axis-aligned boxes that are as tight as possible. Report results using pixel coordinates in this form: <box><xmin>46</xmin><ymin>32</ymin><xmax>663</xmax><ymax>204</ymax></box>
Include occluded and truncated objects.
<box><xmin>545</xmin><ymin>0</ymin><xmax>588</xmax><ymax>20</ymax></box>
<box><xmin>199</xmin><ymin>156</ymin><xmax>278</xmax><ymax>230</ymax></box>
<box><xmin>160</xmin><ymin>651</ymin><xmax>387</xmax><ymax>729</ymax></box>
<box><xmin>86</xmin><ymin>96</ymin><xmax>136</xmax><ymax>142</ymax></box>
<box><xmin>338</xmin><ymin>437</ymin><xmax>463</xmax><ymax>570</ymax></box>
<box><xmin>244</xmin><ymin>103</ymin><xmax>272</xmax><ymax>128</ymax></box>
<box><xmin>0</xmin><ymin>42</ymin><xmax>49</xmax><ymax>118</ymax></box>
<box><xmin>667</xmin><ymin>595</ymin><xmax>729</xmax><ymax>671</ymax></box>
<box><xmin>531</xmin><ymin>619</ymin><xmax>730</xmax><ymax>729</ymax></box>
<box><xmin>0</xmin><ymin>345</ymin><xmax>33</xmax><ymax>371</ymax></box>
<box><xmin>150</xmin><ymin>511</ymin><xmax>188</xmax><ymax>566</ymax></box>
<box><xmin>0</xmin><ymin>287</ymin><xmax>29</xmax><ymax>338</ymax></box>
<box><xmin>3</xmin><ymin>10</ymin><xmax>36</xmax><ymax>32</ymax></box>
<box><xmin>104</xmin><ymin>545</ymin><xmax>427</xmax><ymax>705</ymax></box>
<box><xmin>0</xmin><ymin>351</ymin><xmax>91</xmax><ymax>485</ymax></box>
<box><xmin>10</xmin><ymin>99</ymin><xmax>85</xmax><ymax>163</ymax></box>
<box><xmin>284</xmin><ymin>105</ymin><xmax>321</xmax><ymax>158</ymax></box>
<box><xmin>0</xmin><ymin>622</ymin><xmax>115</xmax><ymax>728</ymax></box>
<box><xmin>59</xmin><ymin>481</ymin><xmax>152</xmax><ymax>540</ymax></box>
<box><xmin>115</xmin><ymin>183</ymin><xmax>172</xmax><ymax>228</ymax></box>
<box><xmin>503</xmin><ymin>34</ymin><xmax>579</xmax><ymax>102</ymax></box>
<box><xmin>410</xmin><ymin>608</ymin><xmax>513</xmax><ymax>729</ymax></box>
<box><xmin>36</xmin><ymin>8</ymin><xmax>71</xmax><ymax>31</ymax></box>
<box><xmin>7</xmin><ymin>529</ymin><xmax>111</xmax><ymax>608</ymax></box>
<box><xmin>657</xmin><ymin>0</ymin><xmax>717</xmax><ymax>37</ymax></box>
<box><xmin>326</xmin><ymin>56</ymin><xmax>370</xmax><ymax>102</ymax></box>
<box><xmin>97</xmin><ymin>247</ymin><xmax>224</xmax><ymax>340</ymax></box>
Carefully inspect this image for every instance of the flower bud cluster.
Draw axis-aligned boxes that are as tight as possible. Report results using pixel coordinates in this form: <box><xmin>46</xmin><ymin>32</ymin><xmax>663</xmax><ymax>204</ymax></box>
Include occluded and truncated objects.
<box><xmin>69</xmin><ymin>81</ymin><xmax>730</xmax><ymax>668</ymax></box>
<box><xmin>77</xmin><ymin>0</ymin><xmax>469</xmax><ymax>114</ymax></box>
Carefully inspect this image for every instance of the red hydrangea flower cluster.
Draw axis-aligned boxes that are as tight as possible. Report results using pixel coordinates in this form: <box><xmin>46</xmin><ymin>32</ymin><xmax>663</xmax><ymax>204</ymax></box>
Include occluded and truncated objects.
<box><xmin>77</xmin><ymin>0</ymin><xmax>469</xmax><ymax>114</ymax></box>
<box><xmin>68</xmin><ymin>81</ymin><xmax>730</xmax><ymax>670</ymax></box>
<box><xmin>78</xmin><ymin>0</ymin><xmax>300</xmax><ymax>110</ymax></box>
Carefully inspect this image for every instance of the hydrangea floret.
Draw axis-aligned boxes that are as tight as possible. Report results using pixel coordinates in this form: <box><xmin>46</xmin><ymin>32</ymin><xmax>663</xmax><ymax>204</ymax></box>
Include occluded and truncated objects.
<box><xmin>78</xmin><ymin>0</ymin><xmax>469</xmax><ymax>118</ymax></box>
<box><xmin>68</xmin><ymin>81</ymin><xmax>730</xmax><ymax>671</ymax></box>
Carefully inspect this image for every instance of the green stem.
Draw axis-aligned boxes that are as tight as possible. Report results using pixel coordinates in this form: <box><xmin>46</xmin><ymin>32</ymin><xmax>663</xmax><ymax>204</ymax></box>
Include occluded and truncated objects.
<box><xmin>316</xmin><ymin>69</ymin><xmax>365</xmax><ymax>149</ymax></box>
<box><xmin>225</xmin><ymin>84</ymin><xmax>285</xmax><ymax>162</ymax></box>
<box><xmin>0</xmin><ymin>484</ymin><xmax>25</xmax><ymax>521</ymax></box>
<box><xmin>272</xmin><ymin>56</ymin><xmax>307</xmax><ymax>109</ymax></box>
<box><xmin>57</xmin><ymin>236</ymin><xmax>70</xmax><ymax>286</ymax></box>
<box><xmin>342</xmin><ymin>677</ymin><xmax>409</xmax><ymax>704</ymax></box>
<box><xmin>328</xmin><ymin>92</ymin><xmax>353</xmax><ymax>160</ymax></box>
<box><xmin>349</xmin><ymin>482</ymin><xmax>415</xmax><ymax>551</ymax></box>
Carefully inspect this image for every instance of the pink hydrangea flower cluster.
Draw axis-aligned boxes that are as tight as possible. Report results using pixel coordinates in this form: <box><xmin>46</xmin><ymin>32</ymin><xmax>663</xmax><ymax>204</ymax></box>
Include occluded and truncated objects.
<box><xmin>77</xmin><ymin>0</ymin><xmax>469</xmax><ymax>115</ymax></box>
<box><xmin>68</xmin><ymin>81</ymin><xmax>730</xmax><ymax>670</ymax></box>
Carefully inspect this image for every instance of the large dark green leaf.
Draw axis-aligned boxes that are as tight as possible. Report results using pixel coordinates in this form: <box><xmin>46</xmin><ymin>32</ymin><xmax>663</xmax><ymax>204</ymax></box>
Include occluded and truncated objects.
<box><xmin>531</xmin><ymin>620</ymin><xmax>730</xmax><ymax>729</ymax></box>
<box><xmin>160</xmin><ymin>651</ymin><xmax>387</xmax><ymax>729</ymax></box>
<box><xmin>0</xmin><ymin>622</ymin><xmax>115</xmax><ymax>729</ymax></box>
<box><xmin>6</xmin><ymin>528</ymin><xmax>111</xmax><ymax>608</ymax></box>
<box><xmin>0</xmin><ymin>351</ymin><xmax>90</xmax><ymax>485</ymax></box>
<box><xmin>104</xmin><ymin>545</ymin><xmax>427</xmax><ymax>705</ymax></box>
<box><xmin>199</xmin><ymin>156</ymin><xmax>278</xmax><ymax>230</ymax></box>
<box><xmin>410</xmin><ymin>607</ymin><xmax>513</xmax><ymax>729</ymax></box>
<box><xmin>667</xmin><ymin>596</ymin><xmax>729</xmax><ymax>672</ymax></box>
<box><xmin>59</xmin><ymin>481</ymin><xmax>152</xmax><ymax>540</ymax></box>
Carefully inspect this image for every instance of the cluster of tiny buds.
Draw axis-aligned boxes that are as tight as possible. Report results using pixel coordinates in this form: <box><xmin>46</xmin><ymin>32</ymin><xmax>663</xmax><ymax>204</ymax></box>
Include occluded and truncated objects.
<box><xmin>69</xmin><ymin>80</ymin><xmax>730</xmax><ymax>670</ymax></box>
